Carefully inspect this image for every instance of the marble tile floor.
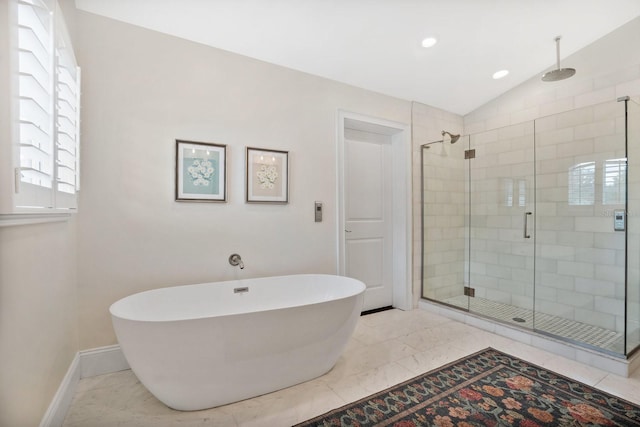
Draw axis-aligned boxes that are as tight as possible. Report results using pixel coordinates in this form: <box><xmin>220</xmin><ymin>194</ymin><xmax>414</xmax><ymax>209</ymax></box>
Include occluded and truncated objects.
<box><xmin>62</xmin><ymin>308</ymin><xmax>640</xmax><ymax>427</ymax></box>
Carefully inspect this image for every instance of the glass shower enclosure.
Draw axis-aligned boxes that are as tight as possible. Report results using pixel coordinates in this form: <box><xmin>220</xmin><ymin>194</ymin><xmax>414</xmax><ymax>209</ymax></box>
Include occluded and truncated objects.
<box><xmin>421</xmin><ymin>97</ymin><xmax>640</xmax><ymax>357</ymax></box>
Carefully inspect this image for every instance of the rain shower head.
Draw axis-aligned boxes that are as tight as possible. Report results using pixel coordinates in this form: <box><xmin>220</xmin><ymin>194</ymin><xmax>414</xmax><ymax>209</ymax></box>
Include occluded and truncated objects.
<box><xmin>542</xmin><ymin>36</ymin><xmax>576</xmax><ymax>82</ymax></box>
<box><xmin>543</xmin><ymin>68</ymin><xmax>576</xmax><ymax>82</ymax></box>
<box><xmin>442</xmin><ymin>130</ymin><xmax>460</xmax><ymax>144</ymax></box>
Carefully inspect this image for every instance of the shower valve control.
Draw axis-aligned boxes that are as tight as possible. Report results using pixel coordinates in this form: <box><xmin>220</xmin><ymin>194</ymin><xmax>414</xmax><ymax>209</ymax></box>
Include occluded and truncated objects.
<box><xmin>614</xmin><ymin>210</ymin><xmax>625</xmax><ymax>231</ymax></box>
<box><xmin>315</xmin><ymin>202</ymin><xmax>323</xmax><ymax>222</ymax></box>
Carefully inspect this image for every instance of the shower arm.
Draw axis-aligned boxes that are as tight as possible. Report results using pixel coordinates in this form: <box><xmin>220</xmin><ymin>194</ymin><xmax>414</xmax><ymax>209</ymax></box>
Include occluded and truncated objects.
<box><xmin>422</xmin><ymin>140</ymin><xmax>444</xmax><ymax>148</ymax></box>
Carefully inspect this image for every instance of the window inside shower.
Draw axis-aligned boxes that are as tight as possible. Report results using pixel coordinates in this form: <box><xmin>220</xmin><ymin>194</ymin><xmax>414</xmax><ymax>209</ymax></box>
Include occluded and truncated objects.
<box><xmin>421</xmin><ymin>97</ymin><xmax>640</xmax><ymax>357</ymax></box>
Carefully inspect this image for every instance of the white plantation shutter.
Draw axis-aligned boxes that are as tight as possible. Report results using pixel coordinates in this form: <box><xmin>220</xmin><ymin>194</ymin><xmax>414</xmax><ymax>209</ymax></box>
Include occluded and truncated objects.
<box><xmin>603</xmin><ymin>158</ymin><xmax>626</xmax><ymax>205</ymax></box>
<box><xmin>54</xmin><ymin>2</ymin><xmax>80</xmax><ymax>208</ymax></box>
<box><xmin>518</xmin><ymin>180</ymin><xmax>526</xmax><ymax>207</ymax></box>
<box><xmin>568</xmin><ymin>162</ymin><xmax>595</xmax><ymax>206</ymax></box>
<box><xmin>7</xmin><ymin>0</ymin><xmax>80</xmax><ymax>213</ymax></box>
<box><xmin>16</xmin><ymin>0</ymin><xmax>55</xmax><ymax>208</ymax></box>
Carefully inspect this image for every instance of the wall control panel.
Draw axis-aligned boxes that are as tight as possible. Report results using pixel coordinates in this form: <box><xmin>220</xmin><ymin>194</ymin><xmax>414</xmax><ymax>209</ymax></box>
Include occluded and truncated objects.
<box><xmin>315</xmin><ymin>202</ymin><xmax>323</xmax><ymax>222</ymax></box>
<box><xmin>614</xmin><ymin>209</ymin><xmax>625</xmax><ymax>231</ymax></box>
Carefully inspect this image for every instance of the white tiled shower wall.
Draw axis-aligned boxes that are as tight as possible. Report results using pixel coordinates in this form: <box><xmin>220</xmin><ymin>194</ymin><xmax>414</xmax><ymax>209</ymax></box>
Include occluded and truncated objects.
<box><xmin>411</xmin><ymin>102</ymin><xmax>463</xmax><ymax>304</ymax></box>
<box><xmin>419</xmin><ymin>16</ymin><xmax>640</xmax><ymax>350</ymax></box>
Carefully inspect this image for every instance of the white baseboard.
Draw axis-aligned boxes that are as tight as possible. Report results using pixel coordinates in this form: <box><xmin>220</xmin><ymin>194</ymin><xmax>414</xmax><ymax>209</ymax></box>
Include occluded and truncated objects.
<box><xmin>40</xmin><ymin>345</ymin><xmax>129</xmax><ymax>427</ymax></box>
<box><xmin>39</xmin><ymin>353</ymin><xmax>80</xmax><ymax>427</ymax></box>
<box><xmin>79</xmin><ymin>344</ymin><xmax>129</xmax><ymax>378</ymax></box>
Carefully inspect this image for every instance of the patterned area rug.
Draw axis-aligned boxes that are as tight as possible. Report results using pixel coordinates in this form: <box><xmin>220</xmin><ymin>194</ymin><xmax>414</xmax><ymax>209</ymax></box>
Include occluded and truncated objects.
<box><xmin>295</xmin><ymin>348</ymin><xmax>640</xmax><ymax>427</ymax></box>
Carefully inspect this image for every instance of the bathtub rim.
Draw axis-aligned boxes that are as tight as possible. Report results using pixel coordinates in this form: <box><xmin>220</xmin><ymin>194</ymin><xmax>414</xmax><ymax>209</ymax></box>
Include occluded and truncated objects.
<box><xmin>109</xmin><ymin>273</ymin><xmax>366</xmax><ymax>323</ymax></box>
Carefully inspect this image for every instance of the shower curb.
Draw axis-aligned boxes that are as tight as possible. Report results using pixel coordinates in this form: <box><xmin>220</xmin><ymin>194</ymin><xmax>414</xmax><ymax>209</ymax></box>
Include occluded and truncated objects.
<box><xmin>419</xmin><ymin>300</ymin><xmax>640</xmax><ymax>377</ymax></box>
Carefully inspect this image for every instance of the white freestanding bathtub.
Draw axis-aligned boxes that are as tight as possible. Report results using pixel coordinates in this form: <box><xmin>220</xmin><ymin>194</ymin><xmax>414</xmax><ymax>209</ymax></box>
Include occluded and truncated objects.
<box><xmin>110</xmin><ymin>274</ymin><xmax>365</xmax><ymax>411</ymax></box>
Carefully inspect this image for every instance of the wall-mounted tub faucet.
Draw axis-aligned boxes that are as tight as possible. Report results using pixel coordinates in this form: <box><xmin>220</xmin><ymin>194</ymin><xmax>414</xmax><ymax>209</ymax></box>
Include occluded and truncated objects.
<box><xmin>229</xmin><ymin>254</ymin><xmax>244</xmax><ymax>269</ymax></box>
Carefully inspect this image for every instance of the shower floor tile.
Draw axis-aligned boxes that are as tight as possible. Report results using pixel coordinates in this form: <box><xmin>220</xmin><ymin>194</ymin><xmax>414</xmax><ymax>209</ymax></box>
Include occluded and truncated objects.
<box><xmin>443</xmin><ymin>295</ymin><xmax>623</xmax><ymax>353</ymax></box>
<box><xmin>62</xmin><ymin>309</ymin><xmax>640</xmax><ymax>427</ymax></box>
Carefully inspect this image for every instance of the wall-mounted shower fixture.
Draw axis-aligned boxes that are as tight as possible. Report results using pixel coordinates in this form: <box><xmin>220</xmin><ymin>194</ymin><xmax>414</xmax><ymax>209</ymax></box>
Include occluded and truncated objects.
<box><xmin>541</xmin><ymin>36</ymin><xmax>576</xmax><ymax>82</ymax></box>
<box><xmin>422</xmin><ymin>130</ymin><xmax>461</xmax><ymax>149</ymax></box>
<box><xmin>442</xmin><ymin>130</ymin><xmax>460</xmax><ymax>144</ymax></box>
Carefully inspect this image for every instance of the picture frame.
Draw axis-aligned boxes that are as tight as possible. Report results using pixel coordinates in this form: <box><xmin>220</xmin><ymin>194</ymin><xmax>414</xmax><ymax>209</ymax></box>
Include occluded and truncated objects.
<box><xmin>176</xmin><ymin>140</ymin><xmax>227</xmax><ymax>202</ymax></box>
<box><xmin>246</xmin><ymin>147</ymin><xmax>289</xmax><ymax>203</ymax></box>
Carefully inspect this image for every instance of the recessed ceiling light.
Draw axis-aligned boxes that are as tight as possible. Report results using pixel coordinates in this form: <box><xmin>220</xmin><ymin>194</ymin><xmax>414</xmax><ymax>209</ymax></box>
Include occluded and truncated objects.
<box><xmin>421</xmin><ymin>37</ymin><xmax>438</xmax><ymax>48</ymax></box>
<box><xmin>492</xmin><ymin>69</ymin><xmax>509</xmax><ymax>80</ymax></box>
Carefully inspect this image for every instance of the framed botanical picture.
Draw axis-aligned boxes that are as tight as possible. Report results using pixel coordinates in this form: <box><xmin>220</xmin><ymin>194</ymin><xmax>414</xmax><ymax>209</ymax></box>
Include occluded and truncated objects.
<box><xmin>246</xmin><ymin>147</ymin><xmax>289</xmax><ymax>203</ymax></box>
<box><xmin>176</xmin><ymin>140</ymin><xmax>226</xmax><ymax>202</ymax></box>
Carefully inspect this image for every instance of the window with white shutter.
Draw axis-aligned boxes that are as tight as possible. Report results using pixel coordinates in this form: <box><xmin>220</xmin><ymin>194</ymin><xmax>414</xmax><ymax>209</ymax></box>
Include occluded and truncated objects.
<box><xmin>54</xmin><ymin>2</ymin><xmax>80</xmax><ymax>209</ymax></box>
<box><xmin>1</xmin><ymin>0</ymin><xmax>80</xmax><ymax>218</ymax></box>
<box><xmin>16</xmin><ymin>0</ymin><xmax>55</xmax><ymax>208</ymax></box>
<box><xmin>603</xmin><ymin>158</ymin><xmax>627</xmax><ymax>205</ymax></box>
<box><xmin>518</xmin><ymin>179</ymin><xmax>526</xmax><ymax>207</ymax></box>
<box><xmin>568</xmin><ymin>162</ymin><xmax>595</xmax><ymax>206</ymax></box>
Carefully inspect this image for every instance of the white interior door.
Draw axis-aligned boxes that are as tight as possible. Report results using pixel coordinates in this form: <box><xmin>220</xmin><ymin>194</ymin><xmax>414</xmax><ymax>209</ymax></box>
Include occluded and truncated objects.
<box><xmin>344</xmin><ymin>136</ymin><xmax>393</xmax><ymax>311</ymax></box>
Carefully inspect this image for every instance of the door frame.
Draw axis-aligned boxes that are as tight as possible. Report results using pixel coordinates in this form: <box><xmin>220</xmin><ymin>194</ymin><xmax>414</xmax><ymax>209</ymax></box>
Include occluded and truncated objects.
<box><xmin>337</xmin><ymin>110</ymin><xmax>412</xmax><ymax>310</ymax></box>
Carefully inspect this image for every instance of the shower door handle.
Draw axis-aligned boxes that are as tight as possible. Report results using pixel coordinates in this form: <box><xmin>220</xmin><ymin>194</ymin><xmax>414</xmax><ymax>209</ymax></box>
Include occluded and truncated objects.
<box><xmin>524</xmin><ymin>212</ymin><xmax>532</xmax><ymax>239</ymax></box>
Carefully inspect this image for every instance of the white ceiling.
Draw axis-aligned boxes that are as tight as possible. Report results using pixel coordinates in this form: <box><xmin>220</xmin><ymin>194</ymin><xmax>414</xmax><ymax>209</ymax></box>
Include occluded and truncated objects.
<box><xmin>74</xmin><ymin>0</ymin><xmax>640</xmax><ymax>115</ymax></box>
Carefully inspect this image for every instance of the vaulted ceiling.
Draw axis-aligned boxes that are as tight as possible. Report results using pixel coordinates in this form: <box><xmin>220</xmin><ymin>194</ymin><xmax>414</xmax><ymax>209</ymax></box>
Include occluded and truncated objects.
<box><xmin>74</xmin><ymin>0</ymin><xmax>640</xmax><ymax>115</ymax></box>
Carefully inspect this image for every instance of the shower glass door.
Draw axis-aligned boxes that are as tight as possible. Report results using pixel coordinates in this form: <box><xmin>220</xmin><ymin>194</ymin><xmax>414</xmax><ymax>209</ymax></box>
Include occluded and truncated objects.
<box><xmin>421</xmin><ymin>98</ymin><xmax>639</xmax><ymax>357</ymax></box>
<box><xmin>627</xmin><ymin>97</ymin><xmax>640</xmax><ymax>355</ymax></box>
<box><xmin>466</xmin><ymin>123</ymin><xmax>535</xmax><ymax>324</ymax></box>
<box><xmin>420</xmin><ymin>134</ymin><xmax>466</xmax><ymax>307</ymax></box>
<box><xmin>534</xmin><ymin>100</ymin><xmax>627</xmax><ymax>354</ymax></box>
